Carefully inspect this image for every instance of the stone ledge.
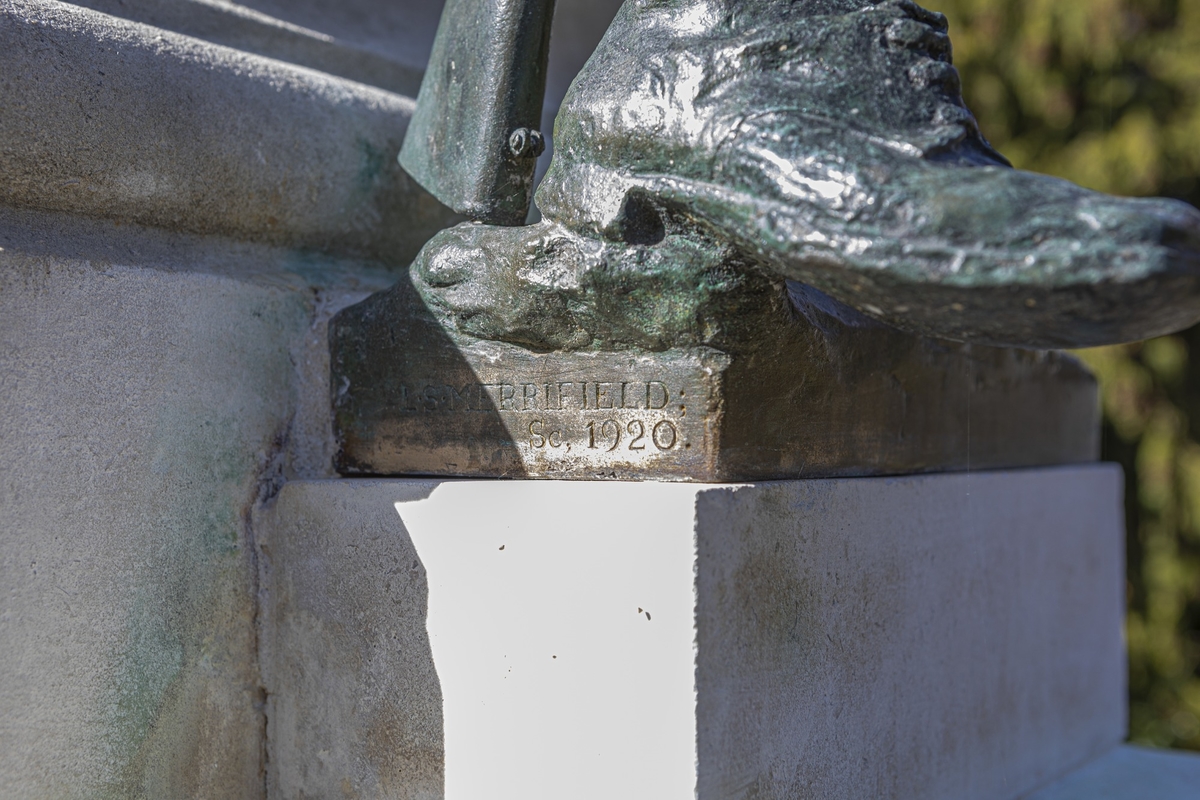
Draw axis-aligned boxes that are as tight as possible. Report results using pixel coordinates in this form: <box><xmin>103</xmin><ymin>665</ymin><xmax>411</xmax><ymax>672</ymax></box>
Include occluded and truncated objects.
<box><xmin>67</xmin><ymin>0</ymin><xmax>425</xmax><ymax>96</ymax></box>
<box><xmin>0</xmin><ymin>0</ymin><xmax>460</xmax><ymax>264</ymax></box>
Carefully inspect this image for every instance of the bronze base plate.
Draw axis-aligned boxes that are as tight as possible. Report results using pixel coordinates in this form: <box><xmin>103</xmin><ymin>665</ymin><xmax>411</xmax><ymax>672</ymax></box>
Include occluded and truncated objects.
<box><xmin>330</xmin><ymin>280</ymin><xmax>1098</xmax><ymax>481</ymax></box>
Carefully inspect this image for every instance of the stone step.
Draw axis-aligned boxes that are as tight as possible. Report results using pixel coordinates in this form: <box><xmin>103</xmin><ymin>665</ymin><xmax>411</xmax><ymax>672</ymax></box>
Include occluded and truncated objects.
<box><xmin>64</xmin><ymin>0</ymin><xmax>425</xmax><ymax>96</ymax></box>
<box><xmin>0</xmin><ymin>0</ymin><xmax>459</xmax><ymax>265</ymax></box>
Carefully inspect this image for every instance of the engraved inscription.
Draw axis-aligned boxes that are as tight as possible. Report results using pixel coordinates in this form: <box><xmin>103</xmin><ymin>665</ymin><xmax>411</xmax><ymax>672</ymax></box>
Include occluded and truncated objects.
<box><xmin>652</xmin><ymin>420</ymin><xmax>678</xmax><ymax>450</ymax></box>
<box><xmin>574</xmin><ymin>417</ymin><xmax>679</xmax><ymax>453</ymax></box>
<box><xmin>529</xmin><ymin>420</ymin><xmax>546</xmax><ymax>448</ymax></box>
<box><xmin>525</xmin><ymin>416</ymin><xmax>682</xmax><ymax>455</ymax></box>
<box><xmin>528</xmin><ymin>420</ymin><xmax>569</xmax><ymax>450</ymax></box>
<box><xmin>390</xmin><ymin>380</ymin><xmax>673</xmax><ymax>413</ymax></box>
<box><xmin>628</xmin><ymin>420</ymin><xmax>646</xmax><ymax>450</ymax></box>
<box><xmin>391</xmin><ymin>375</ymin><xmax>693</xmax><ymax>462</ymax></box>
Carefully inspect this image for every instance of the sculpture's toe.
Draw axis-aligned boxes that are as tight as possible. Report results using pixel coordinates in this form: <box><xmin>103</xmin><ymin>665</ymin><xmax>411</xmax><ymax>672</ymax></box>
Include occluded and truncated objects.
<box><xmin>1086</xmin><ymin>195</ymin><xmax>1200</xmax><ymax>261</ymax></box>
<box><xmin>872</xmin><ymin>179</ymin><xmax>1200</xmax><ymax>347</ymax></box>
<box><xmin>871</xmin><ymin>169</ymin><xmax>1200</xmax><ymax>347</ymax></box>
<box><xmin>902</xmin><ymin>189</ymin><xmax>1200</xmax><ymax>347</ymax></box>
<box><xmin>633</xmin><ymin>127</ymin><xmax>1200</xmax><ymax>347</ymax></box>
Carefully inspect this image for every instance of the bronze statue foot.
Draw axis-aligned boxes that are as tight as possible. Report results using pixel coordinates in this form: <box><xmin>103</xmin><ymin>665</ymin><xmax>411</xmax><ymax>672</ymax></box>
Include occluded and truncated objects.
<box><xmin>534</xmin><ymin>0</ymin><xmax>1200</xmax><ymax>348</ymax></box>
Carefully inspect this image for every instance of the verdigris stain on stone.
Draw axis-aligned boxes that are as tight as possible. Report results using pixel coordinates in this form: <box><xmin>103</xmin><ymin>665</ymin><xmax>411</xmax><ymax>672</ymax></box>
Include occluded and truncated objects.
<box><xmin>332</xmin><ymin>0</ymin><xmax>1200</xmax><ymax>479</ymax></box>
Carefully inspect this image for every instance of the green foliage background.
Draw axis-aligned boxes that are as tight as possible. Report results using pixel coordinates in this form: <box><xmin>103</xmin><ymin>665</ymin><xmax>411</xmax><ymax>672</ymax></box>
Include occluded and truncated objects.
<box><xmin>931</xmin><ymin>0</ymin><xmax>1200</xmax><ymax>750</ymax></box>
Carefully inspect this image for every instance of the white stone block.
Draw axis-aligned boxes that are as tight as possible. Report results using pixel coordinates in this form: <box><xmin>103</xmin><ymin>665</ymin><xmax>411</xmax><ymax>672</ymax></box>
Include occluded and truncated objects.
<box><xmin>401</xmin><ymin>482</ymin><xmax>702</xmax><ymax>800</ymax></box>
<box><xmin>260</xmin><ymin>466</ymin><xmax>1125</xmax><ymax>799</ymax></box>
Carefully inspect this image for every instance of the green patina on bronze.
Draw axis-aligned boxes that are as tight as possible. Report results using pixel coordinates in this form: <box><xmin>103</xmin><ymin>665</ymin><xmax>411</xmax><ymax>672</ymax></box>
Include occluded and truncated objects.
<box><xmin>334</xmin><ymin>0</ymin><xmax>1200</xmax><ymax>479</ymax></box>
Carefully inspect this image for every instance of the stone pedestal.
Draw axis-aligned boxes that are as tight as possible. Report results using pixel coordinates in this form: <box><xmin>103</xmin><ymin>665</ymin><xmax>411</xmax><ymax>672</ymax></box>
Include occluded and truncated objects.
<box><xmin>259</xmin><ymin>466</ymin><xmax>1132</xmax><ymax>799</ymax></box>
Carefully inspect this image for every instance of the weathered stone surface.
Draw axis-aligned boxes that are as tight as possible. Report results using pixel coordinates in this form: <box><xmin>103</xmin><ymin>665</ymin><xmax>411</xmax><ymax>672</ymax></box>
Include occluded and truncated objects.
<box><xmin>69</xmin><ymin>0</ymin><xmax>627</xmax><ymax>150</ymax></box>
<box><xmin>690</xmin><ymin>468</ymin><xmax>1124</xmax><ymax>800</ymax></box>
<box><xmin>0</xmin><ymin>0</ymin><xmax>461</xmax><ymax>266</ymax></box>
<box><xmin>67</xmin><ymin>0</ymin><xmax>427</xmax><ymax>96</ymax></box>
<box><xmin>229</xmin><ymin>0</ymin><xmax>448</xmax><ymax>74</ymax></box>
<box><xmin>331</xmin><ymin>258</ymin><xmax>1098</xmax><ymax>480</ymax></box>
<box><xmin>264</xmin><ymin>466</ymin><xmax>1125</xmax><ymax>799</ymax></box>
<box><xmin>257</xmin><ymin>480</ymin><xmax>444</xmax><ymax>800</ymax></box>
<box><xmin>0</xmin><ymin>208</ymin><xmax>391</xmax><ymax>798</ymax></box>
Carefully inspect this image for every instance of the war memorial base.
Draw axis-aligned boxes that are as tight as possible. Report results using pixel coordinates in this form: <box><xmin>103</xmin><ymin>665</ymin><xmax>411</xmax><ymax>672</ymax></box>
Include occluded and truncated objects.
<box><xmin>4</xmin><ymin>2</ymin><xmax>1200</xmax><ymax>797</ymax></box>
<box><xmin>256</xmin><ymin>467</ymin><xmax>1198</xmax><ymax>799</ymax></box>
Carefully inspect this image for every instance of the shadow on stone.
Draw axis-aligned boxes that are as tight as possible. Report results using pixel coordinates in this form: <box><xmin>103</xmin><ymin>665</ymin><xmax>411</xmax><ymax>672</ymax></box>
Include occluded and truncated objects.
<box><xmin>330</xmin><ymin>269</ymin><xmax>529</xmax><ymax>477</ymax></box>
